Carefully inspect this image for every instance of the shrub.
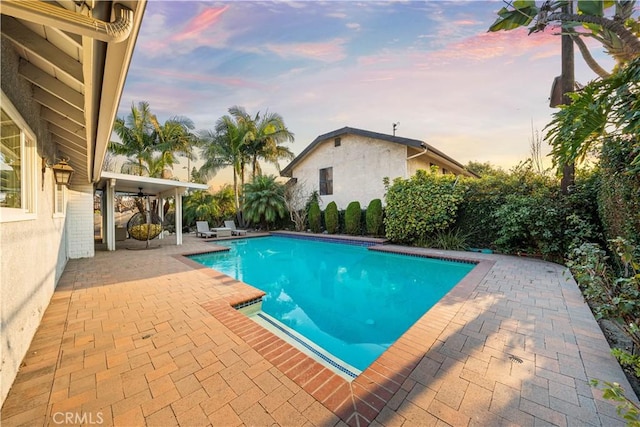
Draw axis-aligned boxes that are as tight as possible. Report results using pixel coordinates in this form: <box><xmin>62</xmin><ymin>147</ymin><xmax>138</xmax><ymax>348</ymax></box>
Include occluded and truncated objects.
<box><xmin>491</xmin><ymin>191</ymin><xmax>564</xmax><ymax>259</ymax></box>
<box><xmin>384</xmin><ymin>170</ymin><xmax>465</xmax><ymax>244</ymax></box>
<box><xmin>344</xmin><ymin>201</ymin><xmax>362</xmax><ymax>235</ymax></box>
<box><xmin>324</xmin><ymin>202</ymin><xmax>339</xmax><ymax>234</ymax></box>
<box><xmin>243</xmin><ymin>175</ymin><xmax>287</xmax><ymax>230</ymax></box>
<box><xmin>308</xmin><ymin>201</ymin><xmax>321</xmax><ymax>233</ymax></box>
<box><xmin>598</xmin><ymin>138</ymin><xmax>640</xmax><ymax>251</ymax></box>
<box><xmin>365</xmin><ymin>199</ymin><xmax>384</xmax><ymax>236</ymax></box>
<box><xmin>422</xmin><ymin>228</ymin><xmax>469</xmax><ymax>251</ymax></box>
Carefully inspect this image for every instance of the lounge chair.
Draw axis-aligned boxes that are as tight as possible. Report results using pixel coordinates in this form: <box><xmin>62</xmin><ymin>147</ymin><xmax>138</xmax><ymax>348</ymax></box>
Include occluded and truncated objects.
<box><xmin>196</xmin><ymin>221</ymin><xmax>216</xmax><ymax>238</ymax></box>
<box><xmin>224</xmin><ymin>220</ymin><xmax>248</xmax><ymax>236</ymax></box>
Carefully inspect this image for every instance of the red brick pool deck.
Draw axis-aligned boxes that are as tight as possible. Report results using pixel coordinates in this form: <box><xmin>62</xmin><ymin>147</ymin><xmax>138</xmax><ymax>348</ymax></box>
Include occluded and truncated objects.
<box><xmin>1</xmin><ymin>233</ymin><xmax>637</xmax><ymax>426</ymax></box>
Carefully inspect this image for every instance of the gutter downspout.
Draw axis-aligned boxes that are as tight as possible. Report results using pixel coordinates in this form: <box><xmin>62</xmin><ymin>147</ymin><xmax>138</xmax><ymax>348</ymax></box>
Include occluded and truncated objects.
<box><xmin>406</xmin><ymin>147</ymin><xmax>428</xmax><ymax>160</ymax></box>
<box><xmin>1</xmin><ymin>1</ymin><xmax>133</xmax><ymax>43</ymax></box>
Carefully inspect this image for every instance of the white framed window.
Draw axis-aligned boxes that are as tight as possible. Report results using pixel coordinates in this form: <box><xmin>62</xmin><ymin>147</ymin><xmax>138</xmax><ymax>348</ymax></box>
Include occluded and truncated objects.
<box><xmin>53</xmin><ymin>183</ymin><xmax>66</xmax><ymax>217</ymax></box>
<box><xmin>1</xmin><ymin>93</ymin><xmax>38</xmax><ymax>222</ymax></box>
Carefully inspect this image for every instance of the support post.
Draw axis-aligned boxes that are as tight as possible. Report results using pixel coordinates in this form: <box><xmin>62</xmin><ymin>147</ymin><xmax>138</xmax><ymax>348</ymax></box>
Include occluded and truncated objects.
<box><xmin>105</xmin><ymin>179</ymin><xmax>116</xmax><ymax>250</ymax></box>
<box><xmin>175</xmin><ymin>188</ymin><xmax>183</xmax><ymax>245</ymax></box>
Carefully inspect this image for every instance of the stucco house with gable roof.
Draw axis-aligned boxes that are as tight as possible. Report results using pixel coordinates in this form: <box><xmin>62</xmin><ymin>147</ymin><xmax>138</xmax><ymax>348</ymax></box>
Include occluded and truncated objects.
<box><xmin>280</xmin><ymin>126</ymin><xmax>477</xmax><ymax>209</ymax></box>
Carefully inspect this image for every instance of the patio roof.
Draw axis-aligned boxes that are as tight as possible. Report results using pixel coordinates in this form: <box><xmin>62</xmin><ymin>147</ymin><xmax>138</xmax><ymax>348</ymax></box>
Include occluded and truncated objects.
<box><xmin>97</xmin><ymin>171</ymin><xmax>208</xmax><ymax>197</ymax></box>
<box><xmin>96</xmin><ymin>171</ymin><xmax>208</xmax><ymax>250</ymax></box>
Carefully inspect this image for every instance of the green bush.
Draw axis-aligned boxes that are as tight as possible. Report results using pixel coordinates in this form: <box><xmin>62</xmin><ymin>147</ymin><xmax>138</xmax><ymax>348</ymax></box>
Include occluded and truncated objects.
<box><xmin>308</xmin><ymin>201</ymin><xmax>321</xmax><ymax>233</ymax></box>
<box><xmin>422</xmin><ymin>228</ymin><xmax>469</xmax><ymax>251</ymax></box>
<box><xmin>365</xmin><ymin>199</ymin><xmax>383</xmax><ymax>236</ymax></box>
<box><xmin>344</xmin><ymin>201</ymin><xmax>362</xmax><ymax>235</ymax></box>
<box><xmin>492</xmin><ymin>190</ymin><xmax>564</xmax><ymax>259</ymax></box>
<box><xmin>384</xmin><ymin>170</ymin><xmax>465</xmax><ymax>244</ymax></box>
<box><xmin>598</xmin><ymin>138</ymin><xmax>640</xmax><ymax>251</ymax></box>
<box><xmin>324</xmin><ymin>202</ymin><xmax>339</xmax><ymax>234</ymax></box>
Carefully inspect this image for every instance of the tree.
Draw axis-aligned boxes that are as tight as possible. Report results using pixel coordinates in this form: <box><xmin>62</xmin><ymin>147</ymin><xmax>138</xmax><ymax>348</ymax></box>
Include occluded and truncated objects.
<box><xmin>489</xmin><ymin>1</ymin><xmax>640</xmax><ymax>187</ymax></box>
<box><xmin>489</xmin><ymin>1</ymin><xmax>640</xmax><ymax>74</ymax></box>
<box><xmin>284</xmin><ymin>180</ymin><xmax>310</xmax><ymax>232</ymax></box>
<box><xmin>243</xmin><ymin>175</ymin><xmax>286</xmax><ymax>230</ymax></box>
<box><xmin>183</xmin><ymin>190</ymin><xmax>216</xmax><ymax>226</ymax></box>
<box><xmin>227</xmin><ymin>106</ymin><xmax>295</xmax><ymax>179</ymax></box>
<box><xmin>199</xmin><ymin>114</ymin><xmax>251</xmax><ymax>224</ymax></box>
<box><xmin>212</xmin><ymin>184</ymin><xmax>237</xmax><ymax>223</ymax></box>
<box><xmin>110</xmin><ymin>102</ymin><xmax>198</xmax><ymax>178</ymax></box>
<box><xmin>109</xmin><ymin>101</ymin><xmax>157</xmax><ymax>175</ymax></box>
<box><xmin>545</xmin><ymin>57</ymin><xmax>640</xmax><ymax>172</ymax></box>
<box><xmin>465</xmin><ymin>161</ymin><xmax>502</xmax><ymax>178</ymax></box>
<box><xmin>154</xmin><ymin>116</ymin><xmax>198</xmax><ymax>178</ymax></box>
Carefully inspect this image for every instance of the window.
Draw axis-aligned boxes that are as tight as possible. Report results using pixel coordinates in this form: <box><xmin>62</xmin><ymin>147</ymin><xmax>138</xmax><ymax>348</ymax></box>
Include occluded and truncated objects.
<box><xmin>334</xmin><ymin>137</ymin><xmax>341</xmax><ymax>147</ymax></box>
<box><xmin>1</xmin><ymin>95</ymin><xmax>37</xmax><ymax>222</ymax></box>
<box><xmin>53</xmin><ymin>183</ymin><xmax>66</xmax><ymax>217</ymax></box>
<box><xmin>319</xmin><ymin>167</ymin><xmax>333</xmax><ymax>195</ymax></box>
<box><xmin>442</xmin><ymin>168</ymin><xmax>448</xmax><ymax>175</ymax></box>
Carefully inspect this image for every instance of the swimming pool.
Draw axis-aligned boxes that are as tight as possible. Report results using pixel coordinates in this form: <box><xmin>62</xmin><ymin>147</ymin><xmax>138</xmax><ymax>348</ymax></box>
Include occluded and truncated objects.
<box><xmin>189</xmin><ymin>236</ymin><xmax>474</xmax><ymax>373</ymax></box>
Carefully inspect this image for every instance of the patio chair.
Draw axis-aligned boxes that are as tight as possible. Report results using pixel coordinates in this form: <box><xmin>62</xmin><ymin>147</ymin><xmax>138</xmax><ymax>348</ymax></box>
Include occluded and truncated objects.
<box><xmin>196</xmin><ymin>221</ymin><xmax>216</xmax><ymax>238</ymax></box>
<box><xmin>224</xmin><ymin>220</ymin><xmax>248</xmax><ymax>236</ymax></box>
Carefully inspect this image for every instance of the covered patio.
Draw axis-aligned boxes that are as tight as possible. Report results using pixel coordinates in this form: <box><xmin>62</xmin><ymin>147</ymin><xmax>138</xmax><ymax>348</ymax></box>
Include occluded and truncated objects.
<box><xmin>95</xmin><ymin>171</ymin><xmax>208</xmax><ymax>250</ymax></box>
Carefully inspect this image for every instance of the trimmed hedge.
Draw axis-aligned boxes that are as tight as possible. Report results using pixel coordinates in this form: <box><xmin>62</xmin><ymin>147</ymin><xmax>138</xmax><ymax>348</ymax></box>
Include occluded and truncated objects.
<box><xmin>366</xmin><ymin>199</ymin><xmax>383</xmax><ymax>236</ymax></box>
<box><xmin>385</xmin><ymin>170</ymin><xmax>465</xmax><ymax>244</ymax></box>
<box><xmin>324</xmin><ymin>201</ymin><xmax>339</xmax><ymax>234</ymax></box>
<box><xmin>344</xmin><ymin>201</ymin><xmax>362</xmax><ymax>235</ymax></box>
<box><xmin>308</xmin><ymin>201</ymin><xmax>321</xmax><ymax>233</ymax></box>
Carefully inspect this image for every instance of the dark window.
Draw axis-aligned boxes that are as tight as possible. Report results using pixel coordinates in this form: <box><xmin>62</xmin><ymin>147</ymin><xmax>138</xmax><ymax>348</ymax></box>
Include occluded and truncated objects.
<box><xmin>334</xmin><ymin>137</ymin><xmax>341</xmax><ymax>147</ymax></box>
<box><xmin>319</xmin><ymin>167</ymin><xmax>333</xmax><ymax>195</ymax></box>
<box><xmin>442</xmin><ymin>168</ymin><xmax>448</xmax><ymax>174</ymax></box>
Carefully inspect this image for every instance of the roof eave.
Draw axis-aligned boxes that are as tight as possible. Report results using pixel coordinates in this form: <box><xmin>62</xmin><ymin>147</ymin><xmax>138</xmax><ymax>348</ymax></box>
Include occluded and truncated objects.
<box><xmin>90</xmin><ymin>1</ymin><xmax>147</xmax><ymax>183</ymax></box>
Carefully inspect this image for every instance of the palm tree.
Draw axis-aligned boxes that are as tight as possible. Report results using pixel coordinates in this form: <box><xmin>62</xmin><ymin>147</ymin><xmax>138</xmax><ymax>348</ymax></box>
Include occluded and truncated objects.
<box><xmin>154</xmin><ymin>116</ymin><xmax>198</xmax><ymax>178</ymax></box>
<box><xmin>228</xmin><ymin>106</ymin><xmax>295</xmax><ymax>179</ymax></box>
<box><xmin>199</xmin><ymin>114</ymin><xmax>251</xmax><ymax>224</ymax></box>
<box><xmin>243</xmin><ymin>175</ymin><xmax>287</xmax><ymax>230</ymax></box>
<box><xmin>182</xmin><ymin>190</ymin><xmax>216</xmax><ymax>227</ymax></box>
<box><xmin>109</xmin><ymin>101</ymin><xmax>158</xmax><ymax>175</ymax></box>
<box><xmin>212</xmin><ymin>184</ymin><xmax>236</xmax><ymax>223</ymax></box>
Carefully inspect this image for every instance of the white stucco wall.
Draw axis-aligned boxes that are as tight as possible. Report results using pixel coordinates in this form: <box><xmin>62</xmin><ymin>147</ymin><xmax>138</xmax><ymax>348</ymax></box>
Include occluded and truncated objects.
<box><xmin>0</xmin><ymin>38</ymin><xmax>70</xmax><ymax>405</ymax></box>
<box><xmin>0</xmin><ymin>172</ymin><xmax>69</xmax><ymax>404</ymax></box>
<box><xmin>290</xmin><ymin>135</ymin><xmax>407</xmax><ymax>209</ymax></box>
<box><xmin>66</xmin><ymin>184</ymin><xmax>95</xmax><ymax>259</ymax></box>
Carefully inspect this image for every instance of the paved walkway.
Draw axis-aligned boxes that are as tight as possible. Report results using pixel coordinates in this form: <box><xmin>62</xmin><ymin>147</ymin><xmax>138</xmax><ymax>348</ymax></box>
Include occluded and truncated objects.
<box><xmin>1</xmin><ymin>234</ymin><xmax>637</xmax><ymax>426</ymax></box>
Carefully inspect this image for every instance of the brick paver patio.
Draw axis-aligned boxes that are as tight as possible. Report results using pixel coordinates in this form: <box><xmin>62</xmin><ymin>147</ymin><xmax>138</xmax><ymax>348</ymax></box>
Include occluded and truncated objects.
<box><xmin>1</xmin><ymin>233</ymin><xmax>637</xmax><ymax>426</ymax></box>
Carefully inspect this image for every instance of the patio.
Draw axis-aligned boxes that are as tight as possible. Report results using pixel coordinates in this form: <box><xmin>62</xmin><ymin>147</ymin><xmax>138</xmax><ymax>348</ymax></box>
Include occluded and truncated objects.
<box><xmin>1</xmin><ymin>233</ymin><xmax>637</xmax><ymax>426</ymax></box>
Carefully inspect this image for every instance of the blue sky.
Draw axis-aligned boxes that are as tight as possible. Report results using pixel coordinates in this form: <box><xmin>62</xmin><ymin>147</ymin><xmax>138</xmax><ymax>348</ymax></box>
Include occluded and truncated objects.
<box><xmin>117</xmin><ymin>0</ymin><xmax>615</xmax><ymax>185</ymax></box>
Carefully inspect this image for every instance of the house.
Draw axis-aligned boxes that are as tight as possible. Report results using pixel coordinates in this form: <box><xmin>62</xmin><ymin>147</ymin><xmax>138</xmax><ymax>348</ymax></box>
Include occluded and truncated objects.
<box><xmin>280</xmin><ymin>127</ymin><xmax>477</xmax><ymax>209</ymax></box>
<box><xmin>0</xmin><ymin>0</ymin><xmax>148</xmax><ymax>404</ymax></box>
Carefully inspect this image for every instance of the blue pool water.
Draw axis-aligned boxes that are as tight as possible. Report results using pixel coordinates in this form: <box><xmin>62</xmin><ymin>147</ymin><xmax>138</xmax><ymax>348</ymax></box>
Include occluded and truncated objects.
<box><xmin>189</xmin><ymin>236</ymin><xmax>474</xmax><ymax>371</ymax></box>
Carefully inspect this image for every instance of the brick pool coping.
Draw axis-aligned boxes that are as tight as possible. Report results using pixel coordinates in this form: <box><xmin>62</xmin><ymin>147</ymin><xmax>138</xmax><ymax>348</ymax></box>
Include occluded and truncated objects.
<box><xmin>177</xmin><ymin>240</ymin><xmax>495</xmax><ymax>425</ymax></box>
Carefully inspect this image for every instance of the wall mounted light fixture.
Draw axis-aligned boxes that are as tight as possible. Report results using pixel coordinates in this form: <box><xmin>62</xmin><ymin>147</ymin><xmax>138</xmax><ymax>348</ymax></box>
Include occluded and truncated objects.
<box><xmin>51</xmin><ymin>159</ymin><xmax>74</xmax><ymax>187</ymax></box>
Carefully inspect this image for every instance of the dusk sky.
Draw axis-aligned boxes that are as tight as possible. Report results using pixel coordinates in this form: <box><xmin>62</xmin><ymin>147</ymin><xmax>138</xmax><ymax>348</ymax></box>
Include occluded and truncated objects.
<box><xmin>117</xmin><ymin>0</ymin><xmax>616</xmax><ymax>185</ymax></box>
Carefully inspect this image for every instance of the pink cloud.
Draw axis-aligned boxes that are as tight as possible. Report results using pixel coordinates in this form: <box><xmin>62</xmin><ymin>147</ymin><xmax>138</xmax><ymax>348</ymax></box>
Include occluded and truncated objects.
<box><xmin>453</xmin><ymin>19</ymin><xmax>477</xmax><ymax>26</ymax></box>
<box><xmin>432</xmin><ymin>28</ymin><xmax>560</xmax><ymax>62</ymax></box>
<box><xmin>172</xmin><ymin>6</ymin><xmax>229</xmax><ymax>42</ymax></box>
<box><xmin>266</xmin><ymin>39</ymin><xmax>347</xmax><ymax>62</ymax></box>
